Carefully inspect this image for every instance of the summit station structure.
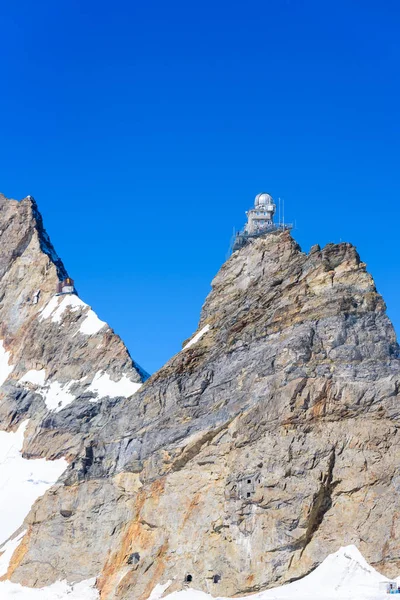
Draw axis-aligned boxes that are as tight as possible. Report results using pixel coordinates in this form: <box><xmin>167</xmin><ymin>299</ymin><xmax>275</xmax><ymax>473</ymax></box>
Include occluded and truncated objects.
<box><xmin>232</xmin><ymin>193</ymin><xmax>292</xmax><ymax>252</ymax></box>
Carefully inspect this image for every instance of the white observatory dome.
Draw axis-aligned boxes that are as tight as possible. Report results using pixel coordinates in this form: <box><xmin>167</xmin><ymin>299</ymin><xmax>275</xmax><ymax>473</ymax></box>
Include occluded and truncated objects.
<box><xmin>255</xmin><ymin>193</ymin><xmax>274</xmax><ymax>207</ymax></box>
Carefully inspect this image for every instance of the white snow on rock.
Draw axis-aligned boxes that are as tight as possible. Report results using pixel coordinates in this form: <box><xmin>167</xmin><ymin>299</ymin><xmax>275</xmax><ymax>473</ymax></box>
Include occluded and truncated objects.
<box><xmin>18</xmin><ymin>369</ymin><xmax>46</xmax><ymax>386</ymax></box>
<box><xmin>158</xmin><ymin>545</ymin><xmax>390</xmax><ymax>600</ymax></box>
<box><xmin>88</xmin><ymin>371</ymin><xmax>142</xmax><ymax>399</ymax></box>
<box><xmin>19</xmin><ymin>372</ymin><xmax>140</xmax><ymax>412</ymax></box>
<box><xmin>0</xmin><ymin>340</ymin><xmax>14</xmax><ymax>387</ymax></box>
<box><xmin>263</xmin><ymin>544</ymin><xmax>388</xmax><ymax>599</ymax></box>
<box><xmin>39</xmin><ymin>295</ymin><xmax>107</xmax><ymax>336</ymax></box>
<box><xmin>0</xmin><ymin>578</ymin><xmax>99</xmax><ymax>599</ymax></box>
<box><xmin>183</xmin><ymin>325</ymin><xmax>210</xmax><ymax>350</ymax></box>
<box><xmin>0</xmin><ymin>421</ymin><xmax>67</xmax><ymax>545</ymax></box>
<box><xmin>41</xmin><ymin>380</ymin><xmax>78</xmax><ymax>412</ymax></box>
<box><xmin>0</xmin><ymin>530</ymin><xmax>26</xmax><ymax>576</ymax></box>
<box><xmin>149</xmin><ymin>581</ymin><xmax>173</xmax><ymax>600</ymax></box>
<box><xmin>39</xmin><ymin>295</ymin><xmax>60</xmax><ymax>320</ymax></box>
<box><xmin>79</xmin><ymin>310</ymin><xmax>107</xmax><ymax>335</ymax></box>
<box><xmin>49</xmin><ymin>295</ymin><xmax>87</xmax><ymax>323</ymax></box>
<box><xmin>18</xmin><ymin>369</ymin><xmax>142</xmax><ymax>413</ymax></box>
<box><xmin>18</xmin><ymin>374</ymin><xmax>80</xmax><ymax>413</ymax></box>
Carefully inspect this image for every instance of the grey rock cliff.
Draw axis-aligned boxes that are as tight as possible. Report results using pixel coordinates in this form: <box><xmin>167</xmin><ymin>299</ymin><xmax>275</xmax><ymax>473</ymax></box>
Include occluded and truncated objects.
<box><xmin>0</xmin><ymin>192</ymin><xmax>146</xmax><ymax>502</ymax></box>
<box><xmin>1</xmin><ymin>197</ymin><xmax>400</xmax><ymax>600</ymax></box>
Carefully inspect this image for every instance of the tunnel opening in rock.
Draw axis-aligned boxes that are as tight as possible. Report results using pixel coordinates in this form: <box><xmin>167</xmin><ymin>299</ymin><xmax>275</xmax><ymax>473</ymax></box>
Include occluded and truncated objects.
<box><xmin>127</xmin><ymin>552</ymin><xmax>140</xmax><ymax>565</ymax></box>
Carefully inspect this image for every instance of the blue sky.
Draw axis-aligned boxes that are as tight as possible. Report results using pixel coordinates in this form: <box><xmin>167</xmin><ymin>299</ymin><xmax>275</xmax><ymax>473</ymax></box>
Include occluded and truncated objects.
<box><xmin>0</xmin><ymin>0</ymin><xmax>399</xmax><ymax>373</ymax></box>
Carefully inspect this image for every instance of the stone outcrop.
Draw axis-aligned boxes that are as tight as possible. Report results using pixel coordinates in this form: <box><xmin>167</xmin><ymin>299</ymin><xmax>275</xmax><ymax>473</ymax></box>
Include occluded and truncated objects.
<box><xmin>1</xmin><ymin>193</ymin><xmax>400</xmax><ymax>599</ymax></box>
<box><xmin>0</xmin><ymin>192</ymin><xmax>146</xmax><ymax>478</ymax></box>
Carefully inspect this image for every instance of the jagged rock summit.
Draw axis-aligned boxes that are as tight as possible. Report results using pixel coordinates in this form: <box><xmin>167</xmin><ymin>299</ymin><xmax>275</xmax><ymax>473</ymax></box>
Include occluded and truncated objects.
<box><xmin>0</xmin><ymin>192</ymin><xmax>147</xmax><ymax>453</ymax></box>
<box><xmin>0</xmin><ymin>194</ymin><xmax>400</xmax><ymax>600</ymax></box>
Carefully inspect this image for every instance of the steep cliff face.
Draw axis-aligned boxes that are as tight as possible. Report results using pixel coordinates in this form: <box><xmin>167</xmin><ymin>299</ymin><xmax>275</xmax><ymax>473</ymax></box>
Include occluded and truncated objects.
<box><xmin>1</xmin><ymin>195</ymin><xmax>400</xmax><ymax>600</ymax></box>
<box><xmin>89</xmin><ymin>232</ymin><xmax>400</xmax><ymax>600</ymax></box>
<box><xmin>0</xmin><ymin>194</ymin><xmax>147</xmax><ymax>591</ymax></box>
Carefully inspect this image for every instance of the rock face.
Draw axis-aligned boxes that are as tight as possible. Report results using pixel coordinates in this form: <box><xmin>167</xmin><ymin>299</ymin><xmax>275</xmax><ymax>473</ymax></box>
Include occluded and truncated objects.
<box><xmin>0</xmin><ymin>193</ymin><xmax>147</xmax><ymax>584</ymax></box>
<box><xmin>1</xmin><ymin>194</ymin><xmax>400</xmax><ymax>599</ymax></box>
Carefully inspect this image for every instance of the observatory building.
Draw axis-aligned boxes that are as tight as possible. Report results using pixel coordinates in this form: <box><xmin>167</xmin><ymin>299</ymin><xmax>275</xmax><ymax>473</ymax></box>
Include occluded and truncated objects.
<box><xmin>56</xmin><ymin>277</ymin><xmax>76</xmax><ymax>295</ymax></box>
<box><xmin>232</xmin><ymin>193</ymin><xmax>292</xmax><ymax>252</ymax></box>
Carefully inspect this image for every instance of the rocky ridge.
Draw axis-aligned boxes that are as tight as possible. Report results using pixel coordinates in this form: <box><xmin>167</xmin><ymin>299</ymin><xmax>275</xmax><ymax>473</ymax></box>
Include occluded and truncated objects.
<box><xmin>0</xmin><ymin>193</ymin><xmax>147</xmax><ymax>585</ymax></box>
<box><xmin>1</xmin><ymin>194</ymin><xmax>400</xmax><ymax>600</ymax></box>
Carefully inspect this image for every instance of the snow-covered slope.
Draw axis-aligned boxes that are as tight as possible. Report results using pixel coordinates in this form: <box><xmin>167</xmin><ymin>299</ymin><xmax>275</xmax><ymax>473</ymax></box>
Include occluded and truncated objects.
<box><xmin>0</xmin><ymin>422</ymin><xmax>67</xmax><ymax>546</ymax></box>
<box><xmin>0</xmin><ymin>578</ymin><xmax>99</xmax><ymax>599</ymax></box>
<box><xmin>158</xmin><ymin>546</ymin><xmax>391</xmax><ymax>600</ymax></box>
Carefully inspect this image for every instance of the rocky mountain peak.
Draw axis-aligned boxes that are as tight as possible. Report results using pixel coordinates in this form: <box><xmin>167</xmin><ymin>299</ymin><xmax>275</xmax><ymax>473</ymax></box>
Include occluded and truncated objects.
<box><xmin>0</xmin><ymin>200</ymin><xmax>399</xmax><ymax>600</ymax></box>
<box><xmin>0</xmin><ymin>193</ymin><xmax>67</xmax><ymax>284</ymax></box>
<box><xmin>0</xmin><ymin>193</ymin><xmax>147</xmax><ymax>454</ymax></box>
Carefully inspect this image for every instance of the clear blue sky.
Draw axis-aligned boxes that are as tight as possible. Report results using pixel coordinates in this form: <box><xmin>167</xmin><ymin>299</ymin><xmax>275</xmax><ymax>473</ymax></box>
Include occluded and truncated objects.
<box><xmin>0</xmin><ymin>0</ymin><xmax>399</xmax><ymax>374</ymax></box>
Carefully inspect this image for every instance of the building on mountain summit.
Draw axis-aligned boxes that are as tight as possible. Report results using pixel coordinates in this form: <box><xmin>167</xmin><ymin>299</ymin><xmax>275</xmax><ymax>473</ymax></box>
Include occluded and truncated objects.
<box><xmin>56</xmin><ymin>277</ymin><xmax>76</xmax><ymax>295</ymax></box>
<box><xmin>232</xmin><ymin>192</ymin><xmax>293</xmax><ymax>252</ymax></box>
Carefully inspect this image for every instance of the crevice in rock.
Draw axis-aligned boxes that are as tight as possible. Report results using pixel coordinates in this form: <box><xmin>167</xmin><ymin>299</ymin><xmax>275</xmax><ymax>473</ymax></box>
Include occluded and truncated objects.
<box><xmin>170</xmin><ymin>418</ymin><xmax>234</xmax><ymax>472</ymax></box>
<box><xmin>299</xmin><ymin>447</ymin><xmax>337</xmax><ymax>557</ymax></box>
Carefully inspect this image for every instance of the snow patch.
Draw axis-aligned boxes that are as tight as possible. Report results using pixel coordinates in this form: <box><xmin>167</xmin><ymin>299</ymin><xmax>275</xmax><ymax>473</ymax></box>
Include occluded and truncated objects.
<box><xmin>0</xmin><ymin>530</ymin><xmax>26</xmax><ymax>576</ymax></box>
<box><xmin>79</xmin><ymin>310</ymin><xmax>107</xmax><ymax>335</ymax></box>
<box><xmin>20</xmin><ymin>371</ymin><xmax>141</xmax><ymax>412</ymax></box>
<box><xmin>0</xmin><ymin>341</ymin><xmax>14</xmax><ymax>387</ymax></box>
<box><xmin>39</xmin><ymin>294</ymin><xmax>85</xmax><ymax>323</ymax></box>
<box><xmin>159</xmin><ymin>545</ymin><xmax>389</xmax><ymax>600</ymax></box>
<box><xmin>40</xmin><ymin>296</ymin><xmax>107</xmax><ymax>337</ymax></box>
<box><xmin>183</xmin><ymin>325</ymin><xmax>210</xmax><ymax>350</ymax></box>
<box><xmin>18</xmin><ymin>374</ymin><xmax>80</xmax><ymax>413</ymax></box>
<box><xmin>19</xmin><ymin>369</ymin><xmax>46</xmax><ymax>386</ymax></box>
<box><xmin>88</xmin><ymin>371</ymin><xmax>142</xmax><ymax>399</ymax></box>
<box><xmin>149</xmin><ymin>581</ymin><xmax>172</xmax><ymax>600</ymax></box>
<box><xmin>0</xmin><ymin>577</ymin><xmax>99</xmax><ymax>599</ymax></box>
<box><xmin>39</xmin><ymin>295</ymin><xmax>59</xmax><ymax>320</ymax></box>
<box><xmin>0</xmin><ymin>421</ymin><xmax>67</xmax><ymax>546</ymax></box>
<box><xmin>50</xmin><ymin>295</ymin><xmax>86</xmax><ymax>323</ymax></box>
<box><xmin>41</xmin><ymin>380</ymin><xmax>78</xmax><ymax>412</ymax></box>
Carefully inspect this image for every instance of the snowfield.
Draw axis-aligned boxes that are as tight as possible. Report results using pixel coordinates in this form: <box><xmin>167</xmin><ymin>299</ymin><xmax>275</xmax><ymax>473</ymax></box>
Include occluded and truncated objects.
<box><xmin>0</xmin><ymin>578</ymin><xmax>99</xmax><ymax>599</ymax></box>
<box><xmin>0</xmin><ymin>422</ymin><xmax>67</xmax><ymax>546</ymax></box>
<box><xmin>152</xmin><ymin>546</ymin><xmax>392</xmax><ymax>600</ymax></box>
<box><xmin>0</xmin><ymin>421</ymin><xmax>75</xmax><ymax>597</ymax></box>
<box><xmin>18</xmin><ymin>369</ymin><xmax>46</xmax><ymax>386</ymax></box>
